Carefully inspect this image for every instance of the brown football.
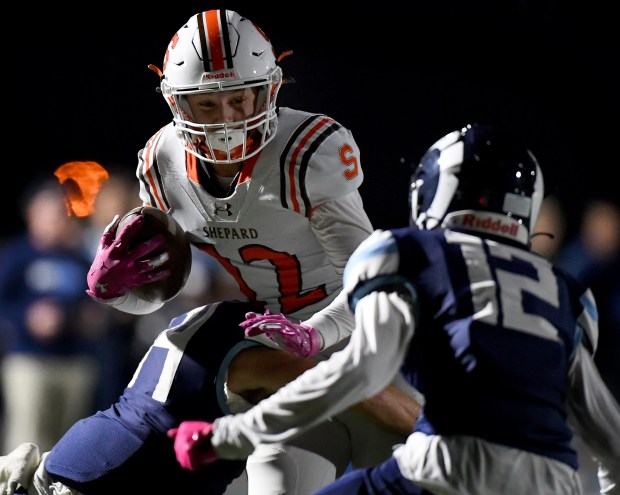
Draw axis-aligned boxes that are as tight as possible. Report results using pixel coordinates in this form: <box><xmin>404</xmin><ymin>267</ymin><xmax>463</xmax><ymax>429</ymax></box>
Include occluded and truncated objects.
<box><xmin>116</xmin><ymin>205</ymin><xmax>192</xmax><ymax>303</ymax></box>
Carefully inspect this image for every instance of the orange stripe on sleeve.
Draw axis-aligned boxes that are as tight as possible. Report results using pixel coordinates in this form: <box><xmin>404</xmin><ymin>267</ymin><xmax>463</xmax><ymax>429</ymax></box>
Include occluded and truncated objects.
<box><xmin>288</xmin><ymin>117</ymin><xmax>330</xmax><ymax>212</ymax></box>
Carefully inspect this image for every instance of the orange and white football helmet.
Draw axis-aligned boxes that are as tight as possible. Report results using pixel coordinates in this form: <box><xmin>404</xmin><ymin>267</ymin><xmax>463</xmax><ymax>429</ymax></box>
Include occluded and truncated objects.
<box><xmin>158</xmin><ymin>10</ymin><xmax>282</xmax><ymax>164</ymax></box>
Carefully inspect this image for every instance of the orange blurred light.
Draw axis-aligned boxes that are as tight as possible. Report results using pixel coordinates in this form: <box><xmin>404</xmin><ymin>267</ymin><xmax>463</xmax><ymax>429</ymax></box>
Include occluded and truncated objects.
<box><xmin>54</xmin><ymin>161</ymin><xmax>109</xmax><ymax>217</ymax></box>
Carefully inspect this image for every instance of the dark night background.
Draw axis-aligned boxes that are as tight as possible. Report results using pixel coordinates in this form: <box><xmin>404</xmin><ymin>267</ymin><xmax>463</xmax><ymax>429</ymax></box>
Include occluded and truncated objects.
<box><xmin>5</xmin><ymin>0</ymin><xmax>618</xmax><ymax>238</ymax></box>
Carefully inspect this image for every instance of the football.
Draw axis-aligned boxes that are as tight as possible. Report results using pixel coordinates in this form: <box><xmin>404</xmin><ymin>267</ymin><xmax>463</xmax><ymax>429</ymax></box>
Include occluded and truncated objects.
<box><xmin>116</xmin><ymin>205</ymin><xmax>192</xmax><ymax>303</ymax></box>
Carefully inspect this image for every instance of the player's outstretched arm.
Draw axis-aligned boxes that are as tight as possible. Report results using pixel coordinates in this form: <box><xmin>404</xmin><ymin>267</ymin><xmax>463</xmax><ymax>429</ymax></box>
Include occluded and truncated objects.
<box><xmin>225</xmin><ymin>345</ymin><xmax>421</xmax><ymax>437</ymax></box>
<box><xmin>350</xmin><ymin>384</ymin><xmax>422</xmax><ymax>436</ymax></box>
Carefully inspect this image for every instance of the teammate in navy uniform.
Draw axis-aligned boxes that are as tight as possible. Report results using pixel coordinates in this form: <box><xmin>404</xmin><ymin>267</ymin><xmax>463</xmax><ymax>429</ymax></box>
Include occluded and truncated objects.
<box><xmin>170</xmin><ymin>123</ymin><xmax>620</xmax><ymax>494</ymax></box>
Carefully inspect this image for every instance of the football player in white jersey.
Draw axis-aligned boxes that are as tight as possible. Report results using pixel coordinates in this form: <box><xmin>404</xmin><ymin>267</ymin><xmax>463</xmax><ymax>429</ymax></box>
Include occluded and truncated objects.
<box><xmin>168</xmin><ymin>123</ymin><xmax>620</xmax><ymax>494</ymax></box>
<box><xmin>0</xmin><ymin>9</ymin><xmax>421</xmax><ymax>495</ymax></box>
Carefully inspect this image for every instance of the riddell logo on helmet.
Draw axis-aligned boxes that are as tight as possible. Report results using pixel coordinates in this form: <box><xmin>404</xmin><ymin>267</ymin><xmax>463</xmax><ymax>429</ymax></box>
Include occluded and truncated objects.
<box><xmin>461</xmin><ymin>214</ymin><xmax>518</xmax><ymax>237</ymax></box>
<box><xmin>203</xmin><ymin>71</ymin><xmax>236</xmax><ymax>80</ymax></box>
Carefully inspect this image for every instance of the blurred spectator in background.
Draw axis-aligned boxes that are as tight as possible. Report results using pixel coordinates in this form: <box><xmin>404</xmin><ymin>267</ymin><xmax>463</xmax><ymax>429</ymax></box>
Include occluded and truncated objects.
<box><xmin>554</xmin><ymin>198</ymin><xmax>620</xmax><ymax>401</ymax></box>
<box><xmin>81</xmin><ymin>167</ymin><xmax>142</xmax><ymax>255</ymax></box>
<box><xmin>533</xmin><ymin>196</ymin><xmax>620</xmax><ymax>495</ymax></box>
<box><xmin>0</xmin><ymin>179</ymin><xmax>100</xmax><ymax>453</ymax></box>
<box><xmin>79</xmin><ymin>168</ymin><xmax>143</xmax><ymax>409</ymax></box>
<box><xmin>530</xmin><ymin>194</ymin><xmax>567</xmax><ymax>261</ymax></box>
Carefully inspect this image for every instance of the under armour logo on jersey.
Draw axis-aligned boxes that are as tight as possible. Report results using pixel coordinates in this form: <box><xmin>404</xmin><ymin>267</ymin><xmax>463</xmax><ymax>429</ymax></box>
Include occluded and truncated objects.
<box><xmin>213</xmin><ymin>202</ymin><xmax>232</xmax><ymax>216</ymax></box>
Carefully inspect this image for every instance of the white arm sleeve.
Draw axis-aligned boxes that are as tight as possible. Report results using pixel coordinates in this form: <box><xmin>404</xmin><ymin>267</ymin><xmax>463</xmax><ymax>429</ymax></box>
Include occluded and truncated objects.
<box><xmin>210</xmin><ymin>290</ymin><xmax>414</xmax><ymax>459</ymax></box>
<box><xmin>566</xmin><ymin>344</ymin><xmax>620</xmax><ymax>493</ymax></box>
<box><xmin>304</xmin><ymin>191</ymin><xmax>373</xmax><ymax>350</ymax></box>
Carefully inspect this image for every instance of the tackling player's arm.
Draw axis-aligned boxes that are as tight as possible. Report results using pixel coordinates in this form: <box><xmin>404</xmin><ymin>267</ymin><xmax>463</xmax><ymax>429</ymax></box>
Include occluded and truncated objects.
<box><xmin>226</xmin><ymin>345</ymin><xmax>420</xmax><ymax>437</ymax></box>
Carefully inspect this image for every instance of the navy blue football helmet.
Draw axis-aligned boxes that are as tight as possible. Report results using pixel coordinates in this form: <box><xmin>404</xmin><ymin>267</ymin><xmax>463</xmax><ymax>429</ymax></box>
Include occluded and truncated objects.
<box><xmin>410</xmin><ymin>123</ymin><xmax>544</xmax><ymax>247</ymax></box>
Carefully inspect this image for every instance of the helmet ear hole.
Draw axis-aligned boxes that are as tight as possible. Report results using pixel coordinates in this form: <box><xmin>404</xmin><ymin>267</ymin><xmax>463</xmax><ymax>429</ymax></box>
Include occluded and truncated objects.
<box><xmin>410</xmin><ymin>123</ymin><xmax>544</xmax><ymax>247</ymax></box>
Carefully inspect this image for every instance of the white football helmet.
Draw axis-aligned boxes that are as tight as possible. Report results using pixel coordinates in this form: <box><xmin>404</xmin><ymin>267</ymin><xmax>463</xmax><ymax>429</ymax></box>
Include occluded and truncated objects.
<box><xmin>158</xmin><ymin>10</ymin><xmax>283</xmax><ymax>164</ymax></box>
<box><xmin>410</xmin><ymin>123</ymin><xmax>544</xmax><ymax>247</ymax></box>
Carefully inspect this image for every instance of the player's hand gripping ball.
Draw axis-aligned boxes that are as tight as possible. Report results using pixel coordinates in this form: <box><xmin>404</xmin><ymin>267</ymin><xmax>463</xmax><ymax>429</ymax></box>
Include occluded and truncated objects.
<box><xmin>116</xmin><ymin>206</ymin><xmax>192</xmax><ymax>303</ymax></box>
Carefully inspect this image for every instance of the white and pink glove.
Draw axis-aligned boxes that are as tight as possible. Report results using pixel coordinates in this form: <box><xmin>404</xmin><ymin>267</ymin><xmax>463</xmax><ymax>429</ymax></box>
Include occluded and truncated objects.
<box><xmin>240</xmin><ymin>310</ymin><xmax>321</xmax><ymax>358</ymax></box>
<box><xmin>86</xmin><ymin>214</ymin><xmax>171</xmax><ymax>300</ymax></box>
<box><xmin>167</xmin><ymin>421</ymin><xmax>217</xmax><ymax>471</ymax></box>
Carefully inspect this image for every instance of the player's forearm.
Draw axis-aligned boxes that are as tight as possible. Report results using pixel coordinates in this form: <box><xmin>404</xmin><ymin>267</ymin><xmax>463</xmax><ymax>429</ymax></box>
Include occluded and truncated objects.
<box><xmin>228</xmin><ymin>345</ymin><xmax>420</xmax><ymax>437</ymax></box>
<box><xmin>352</xmin><ymin>384</ymin><xmax>421</xmax><ymax>436</ymax></box>
<box><xmin>211</xmin><ymin>291</ymin><xmax>414</xmax><ymax>459</ymax></box>
<box><xmin>303</xmin><ymin>290</ymin><xmax>355</xmax><ymax>350</ymax></box>
<box><xmin>306</xmin><ymin>192</ymin><xmax>374</xmax><ymax>350</ymax></box>
<box><xmin>212</xmin><ymin>350</ymin><xmax>373</xmax><ymax>459</ymax></box>
<box><xmin>226</xmin><ymin>346</ymin><xmax>318</xmax><ymax>403</ymax></box>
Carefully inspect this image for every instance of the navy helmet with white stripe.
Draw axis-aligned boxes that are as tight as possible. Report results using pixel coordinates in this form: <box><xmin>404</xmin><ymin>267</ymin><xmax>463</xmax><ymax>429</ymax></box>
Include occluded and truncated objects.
<box><xmin>410</xmin><ymin>123</ymin><xmax>544</xmax><ymax>247</ymax></box>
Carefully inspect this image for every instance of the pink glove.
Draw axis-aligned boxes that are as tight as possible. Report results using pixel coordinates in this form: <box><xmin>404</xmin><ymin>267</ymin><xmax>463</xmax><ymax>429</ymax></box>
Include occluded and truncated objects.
<box><xmin>86</xmin><ymin>214</ymin><xmax>171</xmax><ymax>300</ymax></box>
<box><xmin>240</xmin><ymin>310</ymin><xmax>321</xmax><ymax>358</ymax></box>
<box><xmin>167</xmin><ymin>421</ymin><xmax>217</xmax><ymax>471</ymax></box>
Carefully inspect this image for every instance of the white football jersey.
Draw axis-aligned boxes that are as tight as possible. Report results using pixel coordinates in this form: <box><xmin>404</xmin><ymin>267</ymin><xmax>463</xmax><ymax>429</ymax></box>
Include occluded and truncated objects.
<box><xmin>133</xmin><ymin>107</ymin><xmax>372</xmax><ymax>323</ymax></box>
